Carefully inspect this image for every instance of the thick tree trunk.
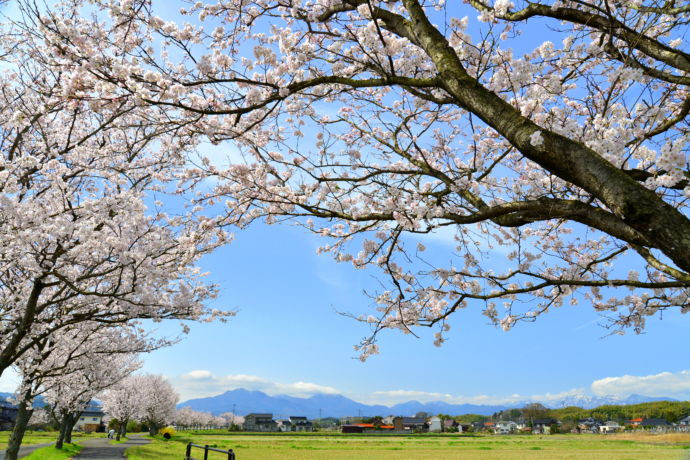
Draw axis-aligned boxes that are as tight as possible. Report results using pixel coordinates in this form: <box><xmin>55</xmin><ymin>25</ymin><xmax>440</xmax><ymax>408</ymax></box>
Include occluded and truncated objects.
<box><xmin>117</xmin><ymin>418</ymin><xmax>128</xmax><ymax>440</ymax></box>
<box><xmin>149</xmin><ymin>422</ymin><xmax>160</xmax><ymax>436</ymax></box>
<box><xmin>55</xmin><ymin>412</ymin><xmax>72</xmax><ymax>449</ymax></box>
<box><xmin>64</xmin><ymin>414</ymin><xmax>78</xmax><ymax>444</ymax></box>
<box><xmin>4</xmin><ymin>402</ymin><xmax>33</xmax><ymax>460</ymax></box>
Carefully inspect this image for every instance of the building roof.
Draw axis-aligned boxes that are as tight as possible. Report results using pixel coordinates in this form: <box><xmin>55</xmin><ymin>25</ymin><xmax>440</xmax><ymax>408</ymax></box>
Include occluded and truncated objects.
<box><xmin>641</xmin><ymin>418</ymin><xmax>670</xmax><ymax>426</ymax></box>
<box><xmin>246</xmin><ymin>413</ymin><xmax>273</xmax><ymax>418</ymax></box>
<box><xmin>533</xmin><ymin>418</ymin><xmax>557</xmax><ymax>425</ymax></box>
<box><xmin>397</xmin><ymin>417</ymin><xmax>427</xmax><ymax>425</ymax></box>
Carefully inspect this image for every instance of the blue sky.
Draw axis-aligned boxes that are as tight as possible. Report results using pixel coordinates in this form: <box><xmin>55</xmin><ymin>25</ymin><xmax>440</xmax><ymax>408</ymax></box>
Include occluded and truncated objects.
<box><xmin>140</xmin><ymin>219</ymin><xmax>690</xmax><ymax>405</ymax></box>
<box><xmin>1</xmin><ymin>0</ymin><xmax>689</xmax><ymax>409</ymax></box>
<box><xmin>2</xmin><ymin>217</ymin><xmax>689</xmax><ymax>405</ymax></box>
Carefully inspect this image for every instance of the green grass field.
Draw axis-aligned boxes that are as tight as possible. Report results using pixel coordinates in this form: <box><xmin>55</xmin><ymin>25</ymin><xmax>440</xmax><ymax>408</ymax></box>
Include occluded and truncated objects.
<box><xmin>125</xmin><ymin>432</ymin><xmax>690</xmax><ymax>460</ymax></box>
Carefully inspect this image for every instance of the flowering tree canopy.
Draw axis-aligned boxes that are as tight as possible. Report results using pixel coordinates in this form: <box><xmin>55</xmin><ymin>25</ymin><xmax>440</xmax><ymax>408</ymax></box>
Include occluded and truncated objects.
<box><xmin>0</xmin><ymin>5</ymin><xmax>232</xmax><ymax>375</ymax></box>
<box><xmin>102</xmin><ymin>374</ymin><xmax>178</xmax><ymax>436</ymax></box>
<box><xmin>27</xmin><ymin>0</ymin><xmax>690</xmax><ymax>357</ymax></box>
<box><xmin>134</xmin><ymin>374</ymin><xmax>179</xmax><ymax>435</ymax></box>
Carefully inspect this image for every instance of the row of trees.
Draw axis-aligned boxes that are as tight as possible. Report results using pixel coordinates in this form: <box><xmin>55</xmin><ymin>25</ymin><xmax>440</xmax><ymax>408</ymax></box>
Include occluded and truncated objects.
<box><xmin>490</xmin><ymin>400</ymin><xmax>690</xmax><ymax>424</ymax></box>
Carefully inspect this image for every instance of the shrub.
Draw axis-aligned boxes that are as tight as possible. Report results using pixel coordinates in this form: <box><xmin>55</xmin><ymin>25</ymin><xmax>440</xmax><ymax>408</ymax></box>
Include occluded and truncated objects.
<box><xmin>159</xmin><ymin>426</ymin><xmax>176</xmax><ymax>439</ymax></box>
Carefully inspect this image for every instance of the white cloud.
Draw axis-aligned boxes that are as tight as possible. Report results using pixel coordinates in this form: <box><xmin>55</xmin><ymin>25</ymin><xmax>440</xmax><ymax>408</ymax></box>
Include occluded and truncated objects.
<box><xmin>364</xmin><ymin>388</ymin><xmax>588</xmax><ymax>406</ymax></box>
<box><xmin>185</xmin><ymin>370</ymin><xmax>214</xmax><ymax>380</ymax></box>
<box><xmin>591</xmin><ymin>370</ymin><xmax>690</xmax><ymax>398</ymax></box>
<box><xmin>174</xmin><ymin>371</ymin><xmax>340</xmax><ymax>401</ymax></box>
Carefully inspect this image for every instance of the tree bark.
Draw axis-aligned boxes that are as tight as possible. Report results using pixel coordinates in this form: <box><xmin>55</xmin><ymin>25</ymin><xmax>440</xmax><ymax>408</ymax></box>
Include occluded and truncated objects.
<box><xmin>0</xmin><ymin>279</ymin><xmax>45</xmax><ymax>376</ymax></box>
<box><xmin>55</xmin><ymin>411</ymin><xmax>72</xmax><ymax>449</ymax></box>
<box><xmin>4</xmin><ymin>401</ymin><xmax>33</xmax><ymax>460</ymax></box>
<box><xmin>117</xmin><ymin>418</ymin><xmax>129</xmax><ymax>440</ymax></box>
<box><xmin>64</xmin><ymin>413</ymin><xmax>77</xmax><ymax>444</ymax></box>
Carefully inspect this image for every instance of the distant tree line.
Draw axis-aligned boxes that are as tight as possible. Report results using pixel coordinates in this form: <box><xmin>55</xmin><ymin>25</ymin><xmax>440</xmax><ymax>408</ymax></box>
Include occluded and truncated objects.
<box><xmin>486</xmin><ymin>401</ymin><xmax>690</xmax><ymax>424</ymax></box>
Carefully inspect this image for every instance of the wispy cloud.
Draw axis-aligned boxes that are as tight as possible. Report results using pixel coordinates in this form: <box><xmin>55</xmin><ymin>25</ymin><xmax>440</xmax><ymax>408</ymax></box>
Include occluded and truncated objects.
<box><xmin>174</xmin><ymin>371</ymin><xmax>341</xmax><ymax>401</ymax></box>
<box><xmin>591</xmin><ymin>370</ymin><xmax>690</xmax><ymax>398</ymax></box>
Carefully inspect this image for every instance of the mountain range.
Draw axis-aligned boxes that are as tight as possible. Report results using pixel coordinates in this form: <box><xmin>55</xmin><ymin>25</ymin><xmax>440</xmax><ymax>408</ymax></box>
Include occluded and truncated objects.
<box><xmin>178</xmin><ymin>389</ymin><xmax>678</xmax><ymax>418</ymax></box>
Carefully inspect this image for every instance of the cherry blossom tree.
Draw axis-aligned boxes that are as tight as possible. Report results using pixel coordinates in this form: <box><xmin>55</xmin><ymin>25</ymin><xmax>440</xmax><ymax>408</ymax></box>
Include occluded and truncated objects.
<box><xmin>100</xmin><ymin>377</ymin><xmax>143</xmax><ymax>440</ymax></box>
<box><xmin>174</xmin><ymin>406</ymin><xmax>219</xmax><ymax>429</ymax></box>
<box><xmin>219</xmin><ymin>412</ymin><xmax>245</xmax><ymax>430</ymax></box>
<box><xmin>2</xmin><ymin>327</ymin><xmax>146</xmax><ymax>460</ymax></box>
<box><xmin>26</xmin><ymin>0</ymin><xmax>690</xmax><ymax>356</ymax></box>
<box><xmin>0</xmin><ymin>4</ymin><xmax>232</xmax><ymax>377</ymax></box>
<box><xmin>44</xmin><ymin>352</ymin><xmax>140</xmax><ymax>448</ymax></box>
<box><xmin>4</xmin><ymin>323</ymin><xmax>151</xmax><ymax>460</ymax></box>
<box><xmin>135</xmin><ymin>374</ymin><xmax>179</xmax><ymax>435</ymax></box>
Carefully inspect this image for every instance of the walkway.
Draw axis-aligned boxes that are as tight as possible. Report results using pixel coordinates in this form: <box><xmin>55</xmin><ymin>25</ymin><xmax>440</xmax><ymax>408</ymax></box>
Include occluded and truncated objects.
<box><xmin>73</xmin><ymin>435</ymin><xmax>150</xmax><ymax>459</ymax></box>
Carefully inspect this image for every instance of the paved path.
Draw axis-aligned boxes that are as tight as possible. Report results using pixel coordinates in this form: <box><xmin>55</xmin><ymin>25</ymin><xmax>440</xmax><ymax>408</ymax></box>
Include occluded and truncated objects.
<box><xmin>73</xmin><ymin>435</ymin><xmax>150</xmax><ymax>460</ymax></box>
<box><xmin>0</xmin><ymin>442</ymin><xmax>53</xmax><ymax>460</ymax></box>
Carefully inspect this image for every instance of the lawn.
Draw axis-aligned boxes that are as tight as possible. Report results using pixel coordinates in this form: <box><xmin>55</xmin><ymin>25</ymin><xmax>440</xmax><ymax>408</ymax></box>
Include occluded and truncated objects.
<box><xmin>0</xmin><ymin>431</ymin><xmax>101</xmax><ymax>450</ymax></box>
<box><xmin>125</xmin><ymin>432</ymin><xmax>690</xmax><ymax>460</ymax></box>
<box><xmin>22</xmin><ymin>443</ymin><xmax>82</xmax><ymax>460</ymax></box>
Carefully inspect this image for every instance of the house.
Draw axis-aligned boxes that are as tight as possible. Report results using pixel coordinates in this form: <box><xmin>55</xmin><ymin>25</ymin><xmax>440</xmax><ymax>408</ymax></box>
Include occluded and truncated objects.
<box><xmin>244</xmin><ymin>413</ymin><xmax>278</xmax><ymax>432</ymax></box>
<box><xmin>0</xmin><ymin>399</ymin><xmax>18</xmax><ymax>431</ymax></box>
<box><xmin>678</xmin><ymin>416</ymin><xmax>690</xmax><ymax>426</ymax></box>
<box><xmin>532</xmin><ymin>418</ymin><xmax>557</xmax><ymax>434</ymax></box>
<box><xmin>341</xmin><ymin>424</ymin><xmax>364</xmax><ymax>433</ymax></box>
<box><xmin>443</xmin><ymin>419</ymin><xmax>460</xmax><ymax>432</ymax></box>
<box><xmin>393</xmin><ymin>417</ymin><xmax>428</xmax><ymax>432</ymax></box>
<box><xmin>578</xmin><ymin>417</ymin><xmax>602</xmax><ymax>434</ymax></box>
<box><xmin>288</xmin><ymin>416</ymin><xmax>313</xmax><ymax>432</ymax></box>
<box><xmin>495</xmin><ymin>421</ymin><xmax>517</xmax><ymax>434</ymax></box>
<box><xmin>428</xmin><ymin>416</ymin><xmax>442</xmax><ymax>433</ymax></box>
<box><xmin>277</xmin><ymin>420</ymin><xmax>292</xmax><ymax>432</ymax></box>
<box><xmin>599</xmin><ymin>421</ymin><xmax>623</xmax><ymax>433</ymax></box>
<box><xmin>640</xmin><ymin>418</ymin><xmax>671</xmax><ymax>429</ymax></box>
<box><xmin>74</xmin><ymin>403</ymin><xmax>105</xmax><ymax>432</ymax></box>
<box><xmin>629</xmin><ymin>417</ymin><xmax>644</xmax><ymax>427</ymax></box>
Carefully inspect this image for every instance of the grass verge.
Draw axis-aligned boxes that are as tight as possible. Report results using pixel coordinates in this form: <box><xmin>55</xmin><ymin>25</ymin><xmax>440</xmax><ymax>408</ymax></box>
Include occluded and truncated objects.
<box><xmin>22</xmin><ymin>443</ymin><xmax>82</xmax><ymax>459</ymax></box>
<box><xmin>124</xmin><ymin>432</ymin><xmax>690</xmax><ymax>460</ymax></box>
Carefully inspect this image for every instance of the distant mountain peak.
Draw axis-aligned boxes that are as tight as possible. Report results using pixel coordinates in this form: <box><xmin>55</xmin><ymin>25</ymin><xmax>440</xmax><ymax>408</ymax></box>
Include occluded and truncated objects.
<box><xmin>177</xmin><ymin>388</ymin><xmax>678</xmax><ymax>417</ymax></box>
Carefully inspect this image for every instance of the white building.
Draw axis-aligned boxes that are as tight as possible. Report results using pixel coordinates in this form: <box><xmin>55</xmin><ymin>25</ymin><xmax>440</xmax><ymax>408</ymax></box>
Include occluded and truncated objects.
<box><xmin>429</xmin><ymin>416</ymin><xmax>442</xmax><ymax>433</ymax></box>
